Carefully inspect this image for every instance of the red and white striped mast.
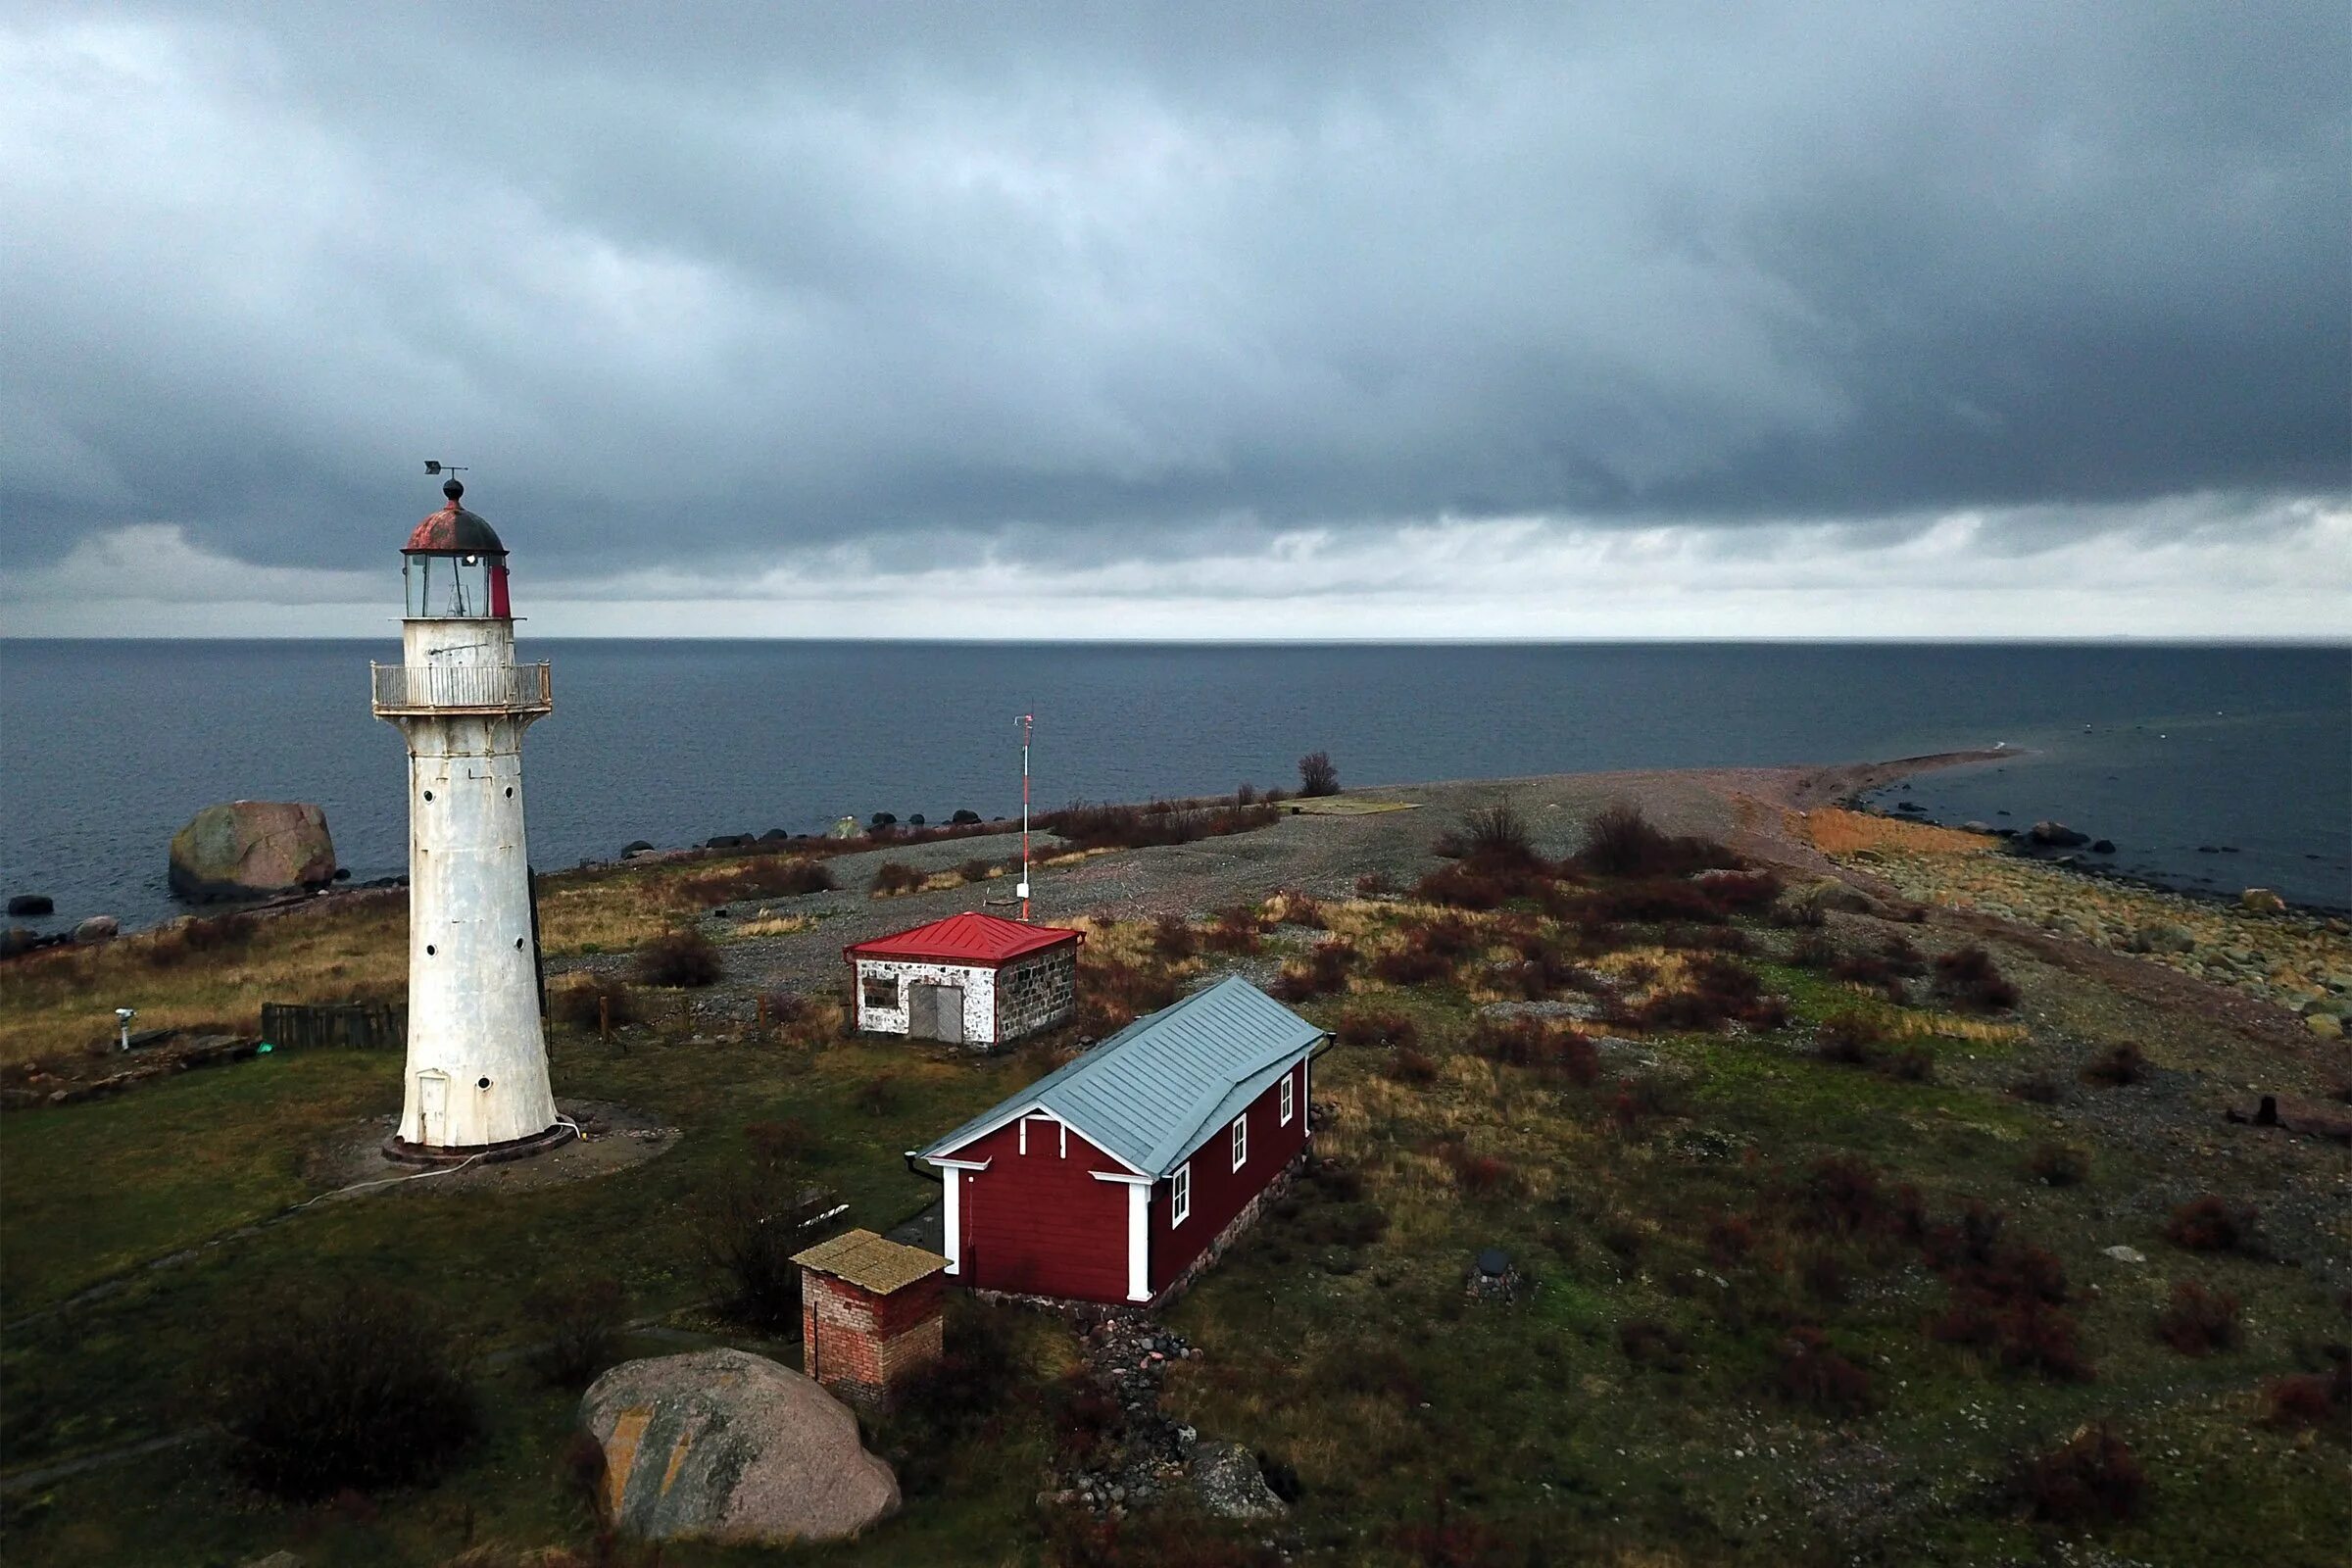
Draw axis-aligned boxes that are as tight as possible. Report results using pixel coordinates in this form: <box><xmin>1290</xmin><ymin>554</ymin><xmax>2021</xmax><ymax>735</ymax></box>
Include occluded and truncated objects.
<box><xmin>1017</xmin><ymin>712</ymin><xmax>1034</xmax><ymax>922</ymax></box>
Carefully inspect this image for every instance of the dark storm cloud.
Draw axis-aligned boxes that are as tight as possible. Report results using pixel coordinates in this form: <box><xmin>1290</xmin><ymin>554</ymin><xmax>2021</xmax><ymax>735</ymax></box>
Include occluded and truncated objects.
<box><xmin>1</xmin><ymin>1</ymin><xmax>2344</xmax><ymax>581</ymax></box>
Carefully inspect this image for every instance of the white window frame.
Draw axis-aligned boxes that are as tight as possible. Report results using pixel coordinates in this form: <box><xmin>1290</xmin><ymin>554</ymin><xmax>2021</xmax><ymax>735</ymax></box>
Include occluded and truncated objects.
<box><xmin>1230</xmin><ymin>1113</ymin><xmax>1248</xmax><ymax>1171</ymax></box>
<box><xmin>1171</xmin><ymin>1162</ymin><xmax>1191</xmax><ymax>1227</ymax></box>
<box><xmin>1280</xmin><ymin>1070</ymin><xmax>1295</xmax><ymax>1126</ymax></box>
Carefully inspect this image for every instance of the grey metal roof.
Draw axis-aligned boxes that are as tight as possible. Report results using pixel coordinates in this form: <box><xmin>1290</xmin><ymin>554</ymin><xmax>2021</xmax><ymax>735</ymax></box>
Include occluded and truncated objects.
<box><xmin>921</xmin><ymin>975</ymin><xmax>1325</xmax><ymax>1177</ymax></box>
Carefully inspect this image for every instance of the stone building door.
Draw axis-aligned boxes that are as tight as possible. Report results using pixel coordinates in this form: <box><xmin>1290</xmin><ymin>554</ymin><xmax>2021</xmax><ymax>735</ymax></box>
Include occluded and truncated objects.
<box><xmin>907</xmin><ymin>983</ymin><xmax>964</xmax><ymax>1044</ymax></box>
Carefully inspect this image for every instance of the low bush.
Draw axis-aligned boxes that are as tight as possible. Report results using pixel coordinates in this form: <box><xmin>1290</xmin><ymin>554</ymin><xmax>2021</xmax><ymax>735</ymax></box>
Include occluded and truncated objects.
<box><xmin>1148</xmin><ymin>912</ymin><xmax>1198</xmax><ymax>960</ymax></box>
<box><xmin>2164</xmin><ymin>1196</ymin><xmax>2261</xmax><ymax>1255</ymax></box>
<box><xmin>854</xmin><ymin>1074</ymin><xmax>906</xmax><ymax>1117</ymax></box>
<box><xmin>1815</xmin><ymin>1009</ymin><xmax>1887</xmax><ymax>1065</ymax></box>
<box><xmin>1459</xmin><ymin>802</ymin><xmax>1539</xmax><ymax>867</ymax></box>
<box><xmin>1333</xmin><ymin>1005</ymin><xmax>1419</xmax><ymax>1051</ymax></box>
<box><xmin>2081</xmin><ymin>1044</ymin><xmax>2149</xmax><ymax>1088</ymax></box>
<box><xmin>1413</xmin><ymin>862</ymin><xmax>1519</xmax><ymax>911</ymax></box>
<box><xmin>2024</xmin><ymin>1143</ymin><xmax>2090</xmax><ymax>1187</ymax></box>
<box><xmin>1200</xmin><ymin>904</ymin><xmax>1267</xmax><ymax>955</ymax></box>
<box><xmin>523</xmin><ymin>1271</ymin><xmax>629</xmax><ymax>1388</ymax></box>
<box><xmin>2260</xmin><ymin>1349</ymin><xmax>2351</xmax><ymax>1432</ymax></box>
<box><xmin>1045</xmin><ymin>799</ymin><xmax>1280</xmax><ymax>852</ymax></box>
<box><xmin>1585</xmin><ymin>878</ymin><xmax>1727</xmax><ymax>926</ymax></box>
<box><xmin>957</xmin><ymin>858</ymin><xmax>998</xmax><ymax>884</ymax></box>
<box><xmin>1262</xmin><ymin>888</ymin><xmax>1329</xmax><ymax>928</ymax></box>
<box><xmin>1698</xmin><ymin>869</ymin><xmax>1783</xmax><ymax>913</ymax></box>
<box><xmin>550</xmin><ymin>972</ymin><xmax>640</xmax><ymax>1029</ymax></box>
<box><xmin>1788</xmin><ymin>932</ymin><xmax>1838</xmax><ymax>968</ymax></box>
<box><xmin>1619</xmin><ymin>1318</ymin><xmax>1691</xmax><ymax>1372</ymax></box>
<box><xmin>680</xmin><ymin>856</ymin><xmax>834</xmax><ymax>904</ymax></box>
<box><xmin>2010</xmin><ymin>1070</ymin><xmax>2066</xmax><ymax>1105</ymax></box>
<box><xmin>1635</xmin><ymin>955</ymin><xmax>1788</xmax><ymax>1033</ymax></box>
<box><xmin>207</xmin><ymin>1280</ymin><xmax>479</xmax><ymax>1499</ymax></box>
<box><xmin>1445</xmin><ymin>1148</ymin><xmax>1519</xmax><ymax>1198</ymax></box>
<box><xmin>1373</xmin><ymin>945</ymin><xmax>1456</xmax><ymax>988</ymax></box>
<box><xmin>1269</xmin><ymin>939</ymin><xmax>1353</xmax><ymax>1003</ymax></box>
<box><xmin>144</xmin><ymin>911</ymin><xmax>259</xmax><ymax>967</ymax></box>
<box><xmin>633</xmin><ymin>925</ymin><xmax>722</xmax><ymax>987</ymax></box>
<box><xmin>1774</xmin><ymin>1327</ymin><xmax>1873</xmax><ymax>1412</ymax></box>
<box><xmin>1075</xmin><ymin>951</ymin><xmax>1181</xmax><ymax>1038</ymax></box>
<box><xmin>1298</xmin><ymin>751</ymin><xmax>1341</xmax><ymax>797</ymax></box>
<box><xmin>696</xmin><ymin>1162</ymin><xmax>838</xmax><ymax>1332</ymax></box>
<box><xmin>2153</xmin><ymin>1280</ymin><xmax>2240</xmax><ymax>1356</ymax></box>
<box><xmin>869</xmin><ymin>861</ymin><xmax>926</xmax><ymax>896</ymax></box>
<box><xmin>1355</xmin><ymin>869</ymin><xmax>1396</xmax><ymax>897</ymax></box>
<box><xmin>2014</xmin><ymin>1424</ymin><xmax>2145</xmax><ymax>1526</ymax></box>
<box><xmin>888</xmin><ymin>1299</ymin><xmax>1024</xmax><ymax>1494</ymax></box>
<box><xmin>1466</xmin><ymin>1015</ymin><xmax>1598</xmax><ymax>1084</ymax></box>
<box><xmin>1575</xmin><ymin>803</ymin><xmax>1740</xmax><ymax>878</ymax></box>
<box><xmin>1386</xmin><ymin>1048</ymin><xmax>1441</xmax><ymax>1086</ymax></box>
<box><xmin>1933</xmin><ymin>945</ymin><xmax>2020</xmax><ymax>1012</ymax></box>
<box><xmin>1801</xmin><ymin>1154</ymin><xmax>1889</xmax><ymax>1238</ymax></box>
<box><xmin>1884</xmin><ymin>1044</ymin><xmax>1936</xmax><ymax>1083</ymax></box>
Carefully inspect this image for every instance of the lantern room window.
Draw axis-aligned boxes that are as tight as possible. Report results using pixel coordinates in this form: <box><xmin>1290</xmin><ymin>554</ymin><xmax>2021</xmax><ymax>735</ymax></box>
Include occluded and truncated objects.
<box><xmin>404</xmin><ymin>553</ymin><xmax>507</xmax><ymax>618</ymax></box>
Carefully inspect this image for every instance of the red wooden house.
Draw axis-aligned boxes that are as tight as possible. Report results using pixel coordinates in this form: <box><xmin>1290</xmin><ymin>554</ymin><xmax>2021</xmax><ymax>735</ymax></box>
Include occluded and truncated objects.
<box><xmin>914</xmin><ymin>976</ymin><xmax>1326</xmax><ymax>1306</ymax></box>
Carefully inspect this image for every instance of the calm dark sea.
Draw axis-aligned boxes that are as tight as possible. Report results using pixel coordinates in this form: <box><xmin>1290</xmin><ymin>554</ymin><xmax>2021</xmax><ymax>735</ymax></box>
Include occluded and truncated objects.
<box><xmin>2</xmin><ymin>641</ymin><xmax>2344</xmax><ymax>932</ymax></box>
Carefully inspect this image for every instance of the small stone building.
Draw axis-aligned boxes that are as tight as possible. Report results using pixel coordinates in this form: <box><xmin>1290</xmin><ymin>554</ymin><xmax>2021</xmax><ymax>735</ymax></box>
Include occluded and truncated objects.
<box><xmin>792</xmin><ymin>1229</ymin><xmax>949</xmax><ymax>1407</ymax></box>
<box><xmin>844</xmin><ymin>911</ymin><xmax>1082</xmax><ymax>1047</ymax></box>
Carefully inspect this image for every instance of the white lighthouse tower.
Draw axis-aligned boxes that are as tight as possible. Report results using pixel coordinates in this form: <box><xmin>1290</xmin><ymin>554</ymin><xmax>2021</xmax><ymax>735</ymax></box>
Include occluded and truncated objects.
<box><xmin>371</xmin><ymin>476</ymin><xmax>568</xmax><ymax>1160</ymax></box>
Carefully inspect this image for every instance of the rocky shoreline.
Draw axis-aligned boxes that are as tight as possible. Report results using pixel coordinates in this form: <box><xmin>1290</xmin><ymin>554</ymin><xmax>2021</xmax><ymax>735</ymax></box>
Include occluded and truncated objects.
<box><xmin>1834</xmin><ymin>821</ymin><xmax>2351</xmax><ymax>1037</ymax></box>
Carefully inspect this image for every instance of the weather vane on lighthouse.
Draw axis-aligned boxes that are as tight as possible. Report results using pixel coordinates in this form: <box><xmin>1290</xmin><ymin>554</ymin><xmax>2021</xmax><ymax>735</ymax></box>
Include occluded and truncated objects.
<box><xmin>369</xmin><ymin>466</ymin><xmax>569</xmax><ymax>1161</ymax></box>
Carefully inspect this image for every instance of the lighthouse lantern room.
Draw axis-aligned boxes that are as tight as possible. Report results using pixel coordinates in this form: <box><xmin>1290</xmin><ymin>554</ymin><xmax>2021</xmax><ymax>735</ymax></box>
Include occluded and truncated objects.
<box><xmin>371</xmin><ymin>477</ymin><xmax>567</xmax><ymax>1160</ymax></box>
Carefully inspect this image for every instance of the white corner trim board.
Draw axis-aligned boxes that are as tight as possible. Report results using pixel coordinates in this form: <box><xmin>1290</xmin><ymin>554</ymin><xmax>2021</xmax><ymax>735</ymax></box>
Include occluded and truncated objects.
<box><xmin>1125</xmin><ymin>1180</ymin><xmax>1150</xmax><ymax>1302</ymax></box>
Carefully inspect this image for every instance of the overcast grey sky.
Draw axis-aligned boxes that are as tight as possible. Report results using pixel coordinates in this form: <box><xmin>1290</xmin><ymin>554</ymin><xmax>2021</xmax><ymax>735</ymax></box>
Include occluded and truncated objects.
<box><xmin>2</xmin><ymin>2</ymin><xmax>2346</xmax><ymax>637</ymax></box>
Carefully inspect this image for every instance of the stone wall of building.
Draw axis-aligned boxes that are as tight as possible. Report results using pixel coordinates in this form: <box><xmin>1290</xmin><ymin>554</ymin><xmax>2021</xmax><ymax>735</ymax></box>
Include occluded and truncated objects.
<box><xmin>995</xmin><ymin>949</ymin><xmax>1078</xmax><ymax>1041</ymax></box>
<box><xmin>851</xmin><ymin>957</ymin><xmax>997</xmax><ymax>1043</ymax></box>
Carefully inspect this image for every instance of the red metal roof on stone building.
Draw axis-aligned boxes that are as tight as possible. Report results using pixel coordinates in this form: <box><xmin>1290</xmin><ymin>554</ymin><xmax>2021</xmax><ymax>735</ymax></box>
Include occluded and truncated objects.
<box><xmin>844</xmin><ymin>911</ymin><xmax>1082</xmax><ymax>966</ymax></box>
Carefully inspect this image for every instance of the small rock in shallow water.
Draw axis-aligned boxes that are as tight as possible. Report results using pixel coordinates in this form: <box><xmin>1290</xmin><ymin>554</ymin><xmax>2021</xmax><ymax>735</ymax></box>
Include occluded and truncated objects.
<box><xmin>2240</xmin><ymin>888</ymin><xmax>2286</xmax><ymax>914</ymax></box>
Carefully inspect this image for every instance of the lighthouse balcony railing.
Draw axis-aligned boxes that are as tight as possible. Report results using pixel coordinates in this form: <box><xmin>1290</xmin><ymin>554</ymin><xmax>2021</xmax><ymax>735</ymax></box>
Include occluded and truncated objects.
<box><xmin>370</xmin><ymin>662</ymin><xmax>554</xmax><ymax>715</ymax></box>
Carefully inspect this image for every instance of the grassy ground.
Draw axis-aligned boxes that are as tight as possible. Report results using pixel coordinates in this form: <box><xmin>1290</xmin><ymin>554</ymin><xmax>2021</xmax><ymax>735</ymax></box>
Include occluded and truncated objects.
<box><xmin>3</xmin><ymin>827</ymin><xmax>2346</xmax><ymax>1566</ymax></box>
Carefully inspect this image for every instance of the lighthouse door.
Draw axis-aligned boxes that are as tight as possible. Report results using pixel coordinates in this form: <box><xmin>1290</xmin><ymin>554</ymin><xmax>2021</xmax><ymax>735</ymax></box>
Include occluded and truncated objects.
<box><xmin>416</xmin><ymin>1070</ymin><xmax>450</xmax><ymax>1146</ymax></box>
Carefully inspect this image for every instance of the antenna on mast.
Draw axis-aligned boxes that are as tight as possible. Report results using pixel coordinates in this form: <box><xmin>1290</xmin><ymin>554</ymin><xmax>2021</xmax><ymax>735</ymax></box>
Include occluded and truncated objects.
<box><xmin>1017</xmin><ymin>713</ymin><xmax>1034</xmax><ymax>922</ymax></box>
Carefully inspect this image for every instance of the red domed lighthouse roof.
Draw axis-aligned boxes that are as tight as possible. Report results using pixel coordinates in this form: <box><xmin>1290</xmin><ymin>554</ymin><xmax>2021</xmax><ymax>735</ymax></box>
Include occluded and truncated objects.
<box><xmin>405</xmin><ymin>478</ymin><xmax>508</xmax><ymax>555</ymax></box>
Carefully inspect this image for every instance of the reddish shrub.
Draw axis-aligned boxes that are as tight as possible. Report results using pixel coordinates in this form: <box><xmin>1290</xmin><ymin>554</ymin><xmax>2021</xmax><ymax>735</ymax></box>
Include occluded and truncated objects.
<box><xmin>1576</xmin><ymin>803</ymin><xmax>1740</xmax><ymax>878</ymax></box>
<box><xmin>1333</xmin><ymin>1006</ymin><xmax>1420</xmax><ymax>1051</ymax></box>
<box><xmin>1148</xmin><ymin>913</ymin><xmax>1198</xmax><ymax>960</ymax></box>
<box><xmin>2015</xmin><ymin>1424</ymin><xmax>2145</xmax><ymax>1525</ymax></box>
<box><xmin>2010</xmin><ymin>1070</ymin><xmax>2066</xmax><ymax>1105</ymax></box>
<box><xmin>678</xmin><ymin>856</ymin><xmax>836</xmax><ymax>904</ymax></box>
<box><xmin>1815</xmin><ymin>1009</ymin><xmax>1886</xmax><ymax>1065</ymax></box>
<box><xmin>1775</xmin><ymin>1326</ymin><xmax>1872</xmax><ymax>1412</ymax></box>
<box><xmin>633</xmin><ymin>925</ymin><xmax>722</xmax><ymax>987</ymax></box>
<box><xmin>1933</xmin><ymin>945</ymin><xmax>2020</xmax><ymax>1012</ymax></box>
<box><xmin>1074</xmin><ymin>952</ymin><xmax>1181</xmax><ymax>1038</ymax></box>
<box><xmin>2154</xmin><ymin>1281</ymin><xmax>2240</xmax><ymax>1355</ymax></box>
<box><xmin>1466</xmin><ymin>1016</ymin><xmax>1598</xmax><ymax>1084</ymax></box>
<box><xmin>1801</xmin><ymin>1250</ymin><xmax>1850</xmax><ymax>1304</ymax></box>
<box><xmin>1586</xmin><ymin>878</ymin><xmax>1727</xmax><ymax>925</ymax></box>
<box><xmin>1459</xmin><ymin>802</ymin><xmax>1541</xmax><ymax>867</ymax></box>
<box><xmin>1354</xmin><ymin>870</ymin><xmax>1396</xmax><ymax>897</ymax></box>
<box><xmin>1446</xmin><ymin>1150</ymin><xmax>1518</xmax><ymax>1197</ymax></box>
<box><xmin>1270</xmin><ymin>939</ymin><xmax>1353</xmax><ymax>1003</ymax></box>
<box><xmin>1413</xmin><ymin>863</ymin><xmax>1516</xmax><ymax>910</ymax></box>
<box><xmin>1373</xmin><ymin>946</ymin><xmax>1455</xmax><ymax>987</ymax></box>
<box><xmin>1788</xmin><ymin>932</ymin><xmax>1838</xmax><ymax>967</ymax></box>
<box><xmin>2260</xmin><ymin>1351</ymin><xmax>2350</xmax><ymax>1431</ymax></box>
<box><xmin>956</xmin><ymin>858</ymin><xmax>998</xmax><ymax>885</ymax></box>
<box><xmin>2164</xmin><ymin>1196</ymin><xmax>2261</xmax><ymax>1255</ymax></box>
<box><xmin>1705</xmin><ymin>1216</ymin><xmax>1756</xmax><ymax>1267</ymax></box>
<box><xmin>1801</xmin><ymin>1154</ymin><xmax>1886</xmax><ymax>1238</ymax></box>
<box><xmin>1884</xmin><ymin>1045</ymin><xmax>1936</xmax><ymax>1083</ymax></box>
<box><xmin>1387</xmin><ymin>1048</ymin><xmax>1440</xmax><ymax>1086</ymax></box>
<box><xmin>2081</xmin><ymin>1044</ymin><xmax>2149</xmax><ymax>1088</ymax></box>
<box><xmin>1637</xmin><ymin>955</ymin><xmax>1787</xmax><ymax>1033</ymax></box>
<box><xmin>1618</xmin><ymin>1318</ymin><xmax>1690</xmax><ymax>1371</ymax></box>
<box><xmin>1200</xmin><ymin>904</ymin><xmax>1266</xmax><ymax>955</ymax></box>
<box><xmin>2024</xmin><ymin>1143</ymin><xmax>2090</xmax><ymax>1187</ymax></box>
<box><xmin>1697</xmin><ymin>868</ymin><xmax>1783</xmax><ymax>913</ymax></box>
<box><xmin>869</xmin><ymin>861</ymin><xmax>926</xmax><ymax>896</ymax></box>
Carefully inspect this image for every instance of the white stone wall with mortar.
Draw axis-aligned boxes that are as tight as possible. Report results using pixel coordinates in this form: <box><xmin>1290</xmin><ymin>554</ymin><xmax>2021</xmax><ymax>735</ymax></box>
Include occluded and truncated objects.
<box><xmin>853</xmin><ymin>957</ymin><xmax>998</xmax><ymax>1044</ymax></box>
<box><xmin>389</xmin><ymin>614</ymin><xmax>559</xmax><ymax>1149</ymax></box>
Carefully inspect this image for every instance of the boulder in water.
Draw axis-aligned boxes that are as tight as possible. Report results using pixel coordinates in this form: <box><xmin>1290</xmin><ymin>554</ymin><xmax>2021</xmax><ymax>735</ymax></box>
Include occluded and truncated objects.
<box><xmin>7</xmin><ymin>895</ymin><xmax>53</xmax><ymax>916</ymax></box>
<box><xmin>169</xmin><ymin>803</ymin><xmax>337</xmax><ymax>903</ymax></box>
<box><xmin>73</xmin><ymin>915</ymin><xmax>120</xmax><ymax>944</ymax></box>
<box><xmin>2240</xmin><ymin>888</ymin><xmax>2286</xmax><ymax>914</ymax></box>
<box><xmin>580</xmin><ymin>1348</ymin><xmax>897</xmax><ymax>1545</ymax></box>
<box><xmin>2028</xmin><ymin>821</ymin><xmax>2089</xmax><ymax>848</ymax></box>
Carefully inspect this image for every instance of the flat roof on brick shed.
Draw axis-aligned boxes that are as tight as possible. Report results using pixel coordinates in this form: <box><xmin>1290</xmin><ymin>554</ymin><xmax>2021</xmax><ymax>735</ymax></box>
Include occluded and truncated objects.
<box><xmin>792</xmin><ymin>1229</ymin><xmax>948</xmax><ymax>1295</ymax></box>
<box><xmin>844</xmin><ymin>910</ymin><xmax>1082</xmax><ymax>966</ymax></box>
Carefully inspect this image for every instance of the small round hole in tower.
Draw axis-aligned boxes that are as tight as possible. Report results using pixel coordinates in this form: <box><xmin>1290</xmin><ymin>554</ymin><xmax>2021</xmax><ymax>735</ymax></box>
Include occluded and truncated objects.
<box><xmin>425</xmin><ymin>944</ymin><xmax>436</xmax><ymax>956</ymax></box>
<box><xmin>422</xmin><ymin>789</ymin><xmax>433</xmax><ymax>801</ymax></box>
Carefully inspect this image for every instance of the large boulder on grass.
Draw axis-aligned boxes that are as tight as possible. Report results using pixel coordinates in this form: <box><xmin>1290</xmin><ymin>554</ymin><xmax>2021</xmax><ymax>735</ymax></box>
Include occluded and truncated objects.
<box><xmin>168</xmin><ymin>802</ymin><xmax>337</xmax><ymax>903</ymax></box>
<box><xmin>580</xmin><ymin>1348</ymin><xmax>898</xmax><ymax>1545</ymax></box>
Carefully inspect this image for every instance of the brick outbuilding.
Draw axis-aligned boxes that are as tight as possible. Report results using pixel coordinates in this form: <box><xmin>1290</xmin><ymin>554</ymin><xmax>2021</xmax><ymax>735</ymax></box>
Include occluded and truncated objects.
<box><xmin>792</xmin><ymin>1229</ymin><xmax>950</xmax><ymax>1407</ymax></box>
<box><xmin>914</xmin><ymin>976</ymin><xmax>1327</xmax><ymax>1306</ymax></box>
<box><xmin>845</xmin><ymin>911</ymin><xmax>1082</xmax><ymax>1047</ymax></box>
